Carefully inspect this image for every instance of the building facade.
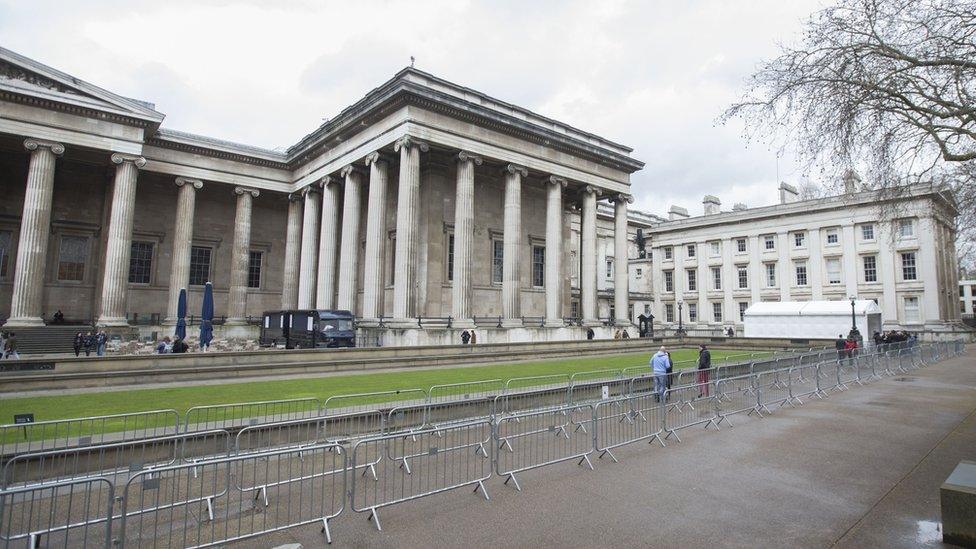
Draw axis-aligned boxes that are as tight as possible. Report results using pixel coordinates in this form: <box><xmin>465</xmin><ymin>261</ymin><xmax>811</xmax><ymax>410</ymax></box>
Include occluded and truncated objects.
<box><xmin>962</xmin><ymin>279</ymin><xmax>976</xmax><ymax>317</ymax></box>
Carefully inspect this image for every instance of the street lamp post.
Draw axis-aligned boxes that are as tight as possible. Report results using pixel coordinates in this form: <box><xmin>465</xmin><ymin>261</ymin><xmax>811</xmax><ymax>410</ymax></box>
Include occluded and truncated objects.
<box><xmin>848</xmin><ymin>296</ymin><xmax>862</xmax><ymax>342</ymax></box>
<box><xmin>676</xmin><ymin>299</ymin><xmax>686</xmax><ymax>337</ymax></box>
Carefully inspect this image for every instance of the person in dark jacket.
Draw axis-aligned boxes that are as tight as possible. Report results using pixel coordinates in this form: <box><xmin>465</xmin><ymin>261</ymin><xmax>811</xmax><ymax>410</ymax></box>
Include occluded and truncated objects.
<box><xmin>460</xmin><ymin>330</ymin><xmax>471</xmax><ymax>345</ymax></box>
<box><xmin>72</xmin><ymin>332</ymin><xmax>84</xmax><ymax>357</ymax></box>
<box><xmin>586</xmin><ymin>328</ymin><xmax>595</xmax><ymax>340</ymax></box>
<box><xmin>697</xmin><ymin>344</ymin><xmax>712</xmax><ymax>396</ymax></box>
<box><xmin>83</xmin><ymin>331</ymin><xmax>96</xmax><ymax>357</ymax></box>
<box><xmin>171</xmin><ymin>337</ymin><xmax>189</xmax><ymax>354</ymax></box>
<box><xmin>95</xmin><ymin>331</ymin><xmax>107</xmax><ymax>357</ymax></box>
<box><xmin>835</xmin><ymin>334</ymin><xmax>846</xmax><ymax>361</ymax></box>
<box><xmin>665</xmin><ymin>351</ymin><xmax>674</xmax><ymax>394</ymax></box>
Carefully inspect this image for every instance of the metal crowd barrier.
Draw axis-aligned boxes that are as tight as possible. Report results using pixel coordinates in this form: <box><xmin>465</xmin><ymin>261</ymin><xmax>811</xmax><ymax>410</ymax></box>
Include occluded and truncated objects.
<box><xmin>715</xmin><ymin>374</ymin><xmax>761</xmax><ymax>427</ymax></box>
<box><xmin>0</xmin><ymin>477</ymin><xmax>114</xmax><ymax>549</ymax></box>
<box><xmin>183</xmin><ymin>398</ymin><xmax>322</xmax><ymax>433</ymax></box>
<box><xmin>593</xmin><ymin>393</ymin><xmax>665</xmax><ymax>463</ymax></box>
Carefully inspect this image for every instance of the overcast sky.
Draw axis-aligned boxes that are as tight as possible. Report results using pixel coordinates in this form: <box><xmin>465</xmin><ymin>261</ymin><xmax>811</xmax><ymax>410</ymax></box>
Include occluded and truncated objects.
<box><xmin>1</xmin><ymin>0</ymin><xmax>826</xmax><ymax>218</ymax></box>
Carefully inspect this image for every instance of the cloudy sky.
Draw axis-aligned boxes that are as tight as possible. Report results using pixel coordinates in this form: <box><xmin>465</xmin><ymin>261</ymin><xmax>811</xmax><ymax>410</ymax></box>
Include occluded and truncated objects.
<box><xmin>1</xmin><ymin>0</ymin><xmax>826</xmax><ymax>218</ymax></box>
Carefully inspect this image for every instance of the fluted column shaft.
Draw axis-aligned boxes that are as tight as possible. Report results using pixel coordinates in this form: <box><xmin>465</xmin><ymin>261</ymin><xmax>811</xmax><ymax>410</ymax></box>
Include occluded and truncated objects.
<box><xmin>164</xmin><ymin>178</ymin><xmax>202</xmax><ymax>323</ymax></box>
<box><xmin>226</xmin><ymin>187</ymin><xmax>259</xmax><ymax>324</ymax></box>
<box><xmin>281</xmin><ymin>193</ymin><xmax>303</xmax><ymax>310</ymax></box>
<box><xmin>316</xmin><ymin>177</ymin><xmax>341</xmax><ymax>309</ymax></box>
<box><xmin>7</xmin><ymin>139</ymin><xmax>63</xmax><ymax>327</ymax></box>
<box><xmin>337</xmin><ymin>166</ymin><xmax>364</xmax><ymax>312</ymax></box>
<box><xmin>451</xmin><ymin>152</ymin><xmax>481</xmax><ymax>328</ymax></box>
<box><xmin>97</xmin><ymin>153</ymin><xmax>146</xmax><ymax>327</ymax></box>
<box><xmin>297</xmin><ymin>186</ymin><xmax>321</xmax><ymax>309</ymax></box>
<box><xmin>502</xmin><ymin>164</ymin><xmax>527</xmax><ymax>327</ymax></box>
<box><xmin>361</xmin><ymin>153</ymin><xmax>389</xmax><ymax>321</ymax></box>
<box><xmin>544</xmin><ymin>177</ymin><xmax>566</xmax><ymax>327</ymax></box>
<box><xmin>581</xmin><ymin>186</ymin><xmax>600</xmax><ymax>326</ymax></box>
<box><xmin>392</xmin><ymin>137</ymin><xmax>427</xmax><ymax>322</ymax></box>
<box><xmin>613</xmin><ymin>196</ymin><xmax>631</xmax><ymax>325</ymax></box>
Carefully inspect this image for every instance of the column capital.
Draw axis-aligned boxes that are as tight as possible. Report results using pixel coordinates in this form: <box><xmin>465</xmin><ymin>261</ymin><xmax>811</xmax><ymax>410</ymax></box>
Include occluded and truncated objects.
<box><xmin>580</xmin><ymin>185</ymin><xmax>602</xmax><ymax>197</ymax></box>
<box><xmin>612</xmin><ymin>193</ymin><xmax>634</xmax><ymax>204</ymax></box>
<box><xmin>394</xmin><ymin>135</ymin><xmax>429</xmax><ymax>153</ymax></box>
<box><xmin>175</xmin><ymin>177</ymin><xmax>203</xmax><ymax>190</ymax></box>
<box><xmin>545</xmin><ymin>175</ymin><xmax>568</xmax><ymax>188</ymax></box>
<box><xmin>340</xmin><ymin>164</ymin><xmax>365</xmax><ymax>179</ymax></box>
<box><xmin>110</xmin><ymin>153</ymin><xmax>147</xmax><ymax>169</ymax></box>
<box><xmin>503</xmin><ymin>163</ymin><xmax>528</xmax><ymax>177</ymax></box>
<box><xmin>301</xmin><ymin>184</ymin><xmax>321</xmax><ymax>197</ymax></box>
<box><xmin>234</xmin><ymin>186</ymin><xmax>260</xmax><ymax>198</ymax></box>
<box><xmin>287</xmin><ymin>192</ymin><xmax>304</xmax><ymax>202</ymax></box>
<box><xmin>364</xmin><ymin>151</ymin><xmax>391</xmax><ymax>167</ymax></box>
<box><xmin>320</xmin><ymin>174</ymin><xmax>341</xmax><ymax>188</ymax></box>
<box><xmin>23</xmin><ymin>138</ymin><xmax>64</xmax><ymax>155</ymax></box>
<box><xmin>457</xmin><ymin>151</ymin><xmax>483</xmax><ymax>166</ymax></box>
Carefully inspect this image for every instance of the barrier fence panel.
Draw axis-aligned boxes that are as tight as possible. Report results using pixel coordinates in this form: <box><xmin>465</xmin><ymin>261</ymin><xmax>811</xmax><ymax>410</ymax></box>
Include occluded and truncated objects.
<box><xmin>836</xmin><ymin>357</ymin><xmax>859</xmax><ymax>389</ymax></box>
<box><xmin>788</xmin><ymin>364</ymin><xmax>822</xmax><ymax>404</ymax></box>
<box><xmin>0</xmin><ymin>478</ymin><xmax>114</xmax><ymax>549</ymax></box>
<box><xmin>350</xmin><ymin>420</ymin><xmax>491</xmax><ymax>532</ymax></box>
<box><xmin>883</xmin><ymin>350</ymin><xmax>907</xmax><ymax>376</ymax></box>
<box><xmin>493</xmin><ymin>404</ymin><xmax>594</xmax><ymax>492</ymax></box>
<box><xmin>714</xmin><ymin>375</ymin><xmax>760</xmax><ymax>427</ymax></box>
<box><xmin>756</xmin><ymin>369</ymin><xmax>794</xmax><ymax>415</ymax></box>
<box><xmin>322</xmin><ymin>389</ymin><xmax>429</xmax><ymax>416</ymax></box>
<box><xmin>183</xmin><ymin>398</ymin><xmax>322</xmax><ymax>433</ymax></box>
<box><xmin>0</xmin><ymin>410</ymin><xmax>181</xmax><ymax>463</ymax></box>
<box><xmin>234</xmin><ymin>417</ymin><xmax>329</xmax><ymax>457</ymax></box>
<box><xmin>504</xmin><ymin>374</ymin><xmax>571</xmax><ymax>394</ymax></box>
<box><xmin>593</xmin><ymin>393</ymin><xmax>665</xmax><ymax>463</ymax></box>
<box><xmin>427</xmin><ymin>380</ymin><xmax>504</xmax><ymax>405</ymax></box>
<box><xmin>855</xmin><ymin>353</ymin><xmax>879</xmax><ymax>383</ymax></box>
<box><xmin>118</xmin><ymin>443</ymin><xmax>345</xmax><ymax>547</ymax></box>
<box><xmin>493</xmin><ymin>384</ymin><xmax>571</xmax><ymax>418</ymax></box>
<box><xmin>660</xmin><ymin>382</ymin><xmax>719</xmax><ymax>442</ymax></box>
<box><xmin>2</xmin><ymin>430</ymin><xmax>231</xmax><ymax>491</ymax></box>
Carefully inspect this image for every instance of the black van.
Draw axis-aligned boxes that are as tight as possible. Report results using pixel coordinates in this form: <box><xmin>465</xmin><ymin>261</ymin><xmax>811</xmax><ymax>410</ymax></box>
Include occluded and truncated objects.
<box><xmin>262</xmin><ymin>309</ymin><xmax>356</xmax><ymax>349</ymax></box>
<box><xmin>259</xmin><ymin>310</ymin><xmax>291</xmax><ymax>347</ymax></box>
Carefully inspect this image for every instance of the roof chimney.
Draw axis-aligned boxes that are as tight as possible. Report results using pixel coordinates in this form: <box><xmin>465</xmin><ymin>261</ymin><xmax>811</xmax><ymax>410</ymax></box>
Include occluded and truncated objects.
<box><xmin>668</xmin><ymin>205</ymin><xmax>689</xmax><ymax>221</ymax></box>
<box><xmin>842</xmin><ymin>169</ymin><xmax>861</xmax><ymax>194</ymax></box>
<box><xmin>779</xmin><ymin>182</ymin><xmax>799</xmax><ymax>204</ymax></box>
<box><xmin>732</xmin><ymin>203</ymin><xmax>748</xmax><ymax>211</ymax></box>
<box><xmin>702</xmin><ymin>195</ymin><xmax>721</xmax><ymax>215</ymax></box>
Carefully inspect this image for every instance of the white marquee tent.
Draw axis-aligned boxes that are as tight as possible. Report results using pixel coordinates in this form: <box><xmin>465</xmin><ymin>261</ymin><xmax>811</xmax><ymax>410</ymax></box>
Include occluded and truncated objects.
<box><xmin>743</xmin><ymin>300</ymin><xmax>883</xmax><ymax>340</ymax></box>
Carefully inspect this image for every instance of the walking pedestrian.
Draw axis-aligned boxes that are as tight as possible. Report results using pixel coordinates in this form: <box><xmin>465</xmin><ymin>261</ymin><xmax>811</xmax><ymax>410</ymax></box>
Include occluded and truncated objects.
<box><xmin>650</xmin><ymin>346</ymin><xmax>670</xmax><ymax>403</ymax></box>
<box><xmin>697</xmin><ymin>344</ymin><xmax>712</xmax><ymax>397</ymax></box>
<box><xmin>73</xmin><ymin>332</ymin><xmax>84</xmax><ymax>357</ymax></box>
<box><xmin>95</xmin><ymin>330</ymin><xmax>107</xmax><ymax>357</ymax></box>
<box><xmin>469</xmin><ymin>330</ymin><xmax>477</xmax><ymax>345</ymax></box>
<box><xmin>4</xmin><ymin>332</ymin><xmax>18</xmax><ymax>360</ymax></box>
<box><xmin>835</xmin><ymin>334</ymin><xmax>846</xmax><ymax>361</ymax></box>
<box><xmin>83</xmin><ymin>331</ymin><xmax>95</xmax><ymax>357</ymax></box>
<box><xmin>460</xmin><ymin>330</ymin><xmax>471</xmax><ymax>345</ymax></box>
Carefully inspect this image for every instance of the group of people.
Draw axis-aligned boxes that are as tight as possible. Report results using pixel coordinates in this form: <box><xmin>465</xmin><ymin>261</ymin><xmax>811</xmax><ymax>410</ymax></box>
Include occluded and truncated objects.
<box><xmin>872</xmin><ymin>330</ymin><xmax>917</xmax><ymax>347</ymax></box>
<box><xmin>155</xmin><ymin>336</ymin><xmax>190</xmax><ymax>354</ymax></box>
<box><xmin>72</xmin><ymin>330</ymin><xmax>109</xmax><ymax>357</ymax></box>
<box><xmin>0</xmin><ymin>331</ymin><xmax>18</xmax><ymax>360</ymax></box>
<box><xmin>648</xmin><ymin>344</ymin><xmax>713</xmax><ymax>402</ymax></box>
<box><xmin>834</xmin><ymin>334</ymin><xmax>860</xmax><ymax>360</ymax></box>
<box><xmin>612</xmin><ymin>329</ymin><xmax>631</xmax><ymax>339</ymax></box>
<box><xmin>459</xmin><ymin>330</ymin><xmax>478</xmax><ymax>345</ymax></box>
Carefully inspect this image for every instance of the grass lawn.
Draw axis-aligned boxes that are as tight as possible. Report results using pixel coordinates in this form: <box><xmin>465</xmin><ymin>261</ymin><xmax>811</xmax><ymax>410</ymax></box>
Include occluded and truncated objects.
<box><xmin>0</xmin><ymin>348</ymin><xmax>771</xmax><ymax>427</ymax></box>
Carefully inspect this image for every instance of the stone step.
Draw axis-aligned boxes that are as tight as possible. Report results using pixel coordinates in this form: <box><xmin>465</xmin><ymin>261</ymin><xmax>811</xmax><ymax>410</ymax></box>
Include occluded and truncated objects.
<box><xmin>2</xmin><ymin>325</ymin><xmax>93</xmax><ymax>355</ymax></box>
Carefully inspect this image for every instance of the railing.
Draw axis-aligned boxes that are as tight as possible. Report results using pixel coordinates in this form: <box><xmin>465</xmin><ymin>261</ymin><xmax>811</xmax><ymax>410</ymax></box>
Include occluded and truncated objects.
<box><xmin>0</xmin><ymin>341</ymin><xmax>964</xmax><ymax>547</ymax></box>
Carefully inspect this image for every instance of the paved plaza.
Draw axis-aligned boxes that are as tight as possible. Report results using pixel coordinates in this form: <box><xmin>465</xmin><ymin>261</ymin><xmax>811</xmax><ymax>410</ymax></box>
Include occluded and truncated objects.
<box><xmin>254</xmin><ymin>348</ymin><xmax>976</xmax><ymax>548</ymax></box>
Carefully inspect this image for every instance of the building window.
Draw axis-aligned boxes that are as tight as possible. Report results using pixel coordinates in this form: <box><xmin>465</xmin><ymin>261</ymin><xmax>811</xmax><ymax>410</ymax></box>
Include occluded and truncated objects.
<box><xmin>606</xmin><ymin>258</ymin><xmax>614</xmax><ymax>280</ymax></box>
<box><xmin>532</xmin><ymin>245</ymin><xmax>545</xmax><ymax>287</ymax></box>
<box><xmin>128</xmin><ymin>241</ymin><xmax>154</xmax><ymax>284</ymax></box>
<box><xmin>57</xmin><ymin>236</ymin><xmax>88</xmax><ymax>282</ymax></box>
<box><xmin>491</xmin><ymin>239</ymin><xmax>503</xmax><ymax>284</ymax></box>
<box><xmin>628</xmin><ymin>304</ymin><xmax>634</xmax><ymax>321</ymax></box>
<box><xmin>388</xmin><ymin>235</ymin><xmax>396</xmax><ymax>285</ymax></box>
<box><xmin>712</xmin><ymin>302</ymin><xmax>723</xmax><ymax>322</ymax></box>
<box><xmin>688</xmin><ymin>303</ymin><xmax>698</xmax><ymax>322</ymax></box>
<box><xmin>764</xmin><ymin>235</ymin><xmax>775</xmax><ymax>250</ymax></box>
<box><xmin>664</xmin><ymin>247</ymin><xmax>673</xmax><ymax>260</ymax></box>
<box><xmin>795</xmin><ymin>263</ymin><xmax>808</xmax><ymax>286</ymax></box>
<box><xmin>247</xmin><ymin>251</ymin><xmax>262</xmax><ymax>289</ymax></box>
<box><xmin>665</xmin><ymin>303</ymin><xmax>674</xmax><ymax>323</ymax></box>
<box><xmin>793</xmin><ymin>232</ymin><xmax>805</xmax><ymax>247</ymax></box>
<box><xmin>636</xmin><ymin>268</ymin><xmax>643</xmax><ymax>278</ymax></box>
<box><xmin>687</xmin><ymin>244</ymin><xmax>696</xmax><ymax>258</ymax></box>
<box><xmin>189</xmin><ymin>246</ymin><xmax>212</xmax><ymax>286</ymax></box>
<box><xmin>826</xmin><ymin>258</ymin><xmax>842</xmax><ymax>285</ymax></box>
<box><xmin>712</xmin><ymin>267</ymin><xmax>721</xmax><ymax>290</ymax></box>
<box><xmin>861</xmin><ymin>224</ymin><xmax>875</xmax><ymax>241</ymax></box>
<box><xmin>738</xmin><ymin>301</ymin><xmax>748</xmax><ymax>321</ymax></box>
<box><xmin>737</xmin><ymin>265</ymin><xmax>748</xmax><ymax>289</ymax></box>
<box><xmin>736</xmin><ymin>238</ymin><xmax>746</xmax><ymax>253</ymax></box>
<box><xmin>446</xmin><ymin>233</ymin><xmax>455</xmax><ymax>283</ymax></box>
<box><xmin>664</xmin><ymin>270</ymin><xmax>674</xmax><ymax>292</ymax></box>
<box><xmin>571</xmin><ymin>300</ymin><xmax>579</xmax><ymax>319</ymax></box>
<box><xmin>901</xmin><ymin>252</ymin><xmax>917</xmax><ymax>281</ymax></box>
<box><xmin>609</xmin><ymin>303</ymin><xmax>616</xmax><ymax>320</ymax></box>
<box><xmin>687</xmin><ymin>269</ymin><xmax>697</xmax><ymax>291</ymax></box>
<box><xmin>863</xmin><ymin>255</ymin><xmax>877</xmax><ymax>283</ymax></box>
<box><xmin>904</xmin><ymin>296</ymin><xmax>920</xmax><ymax>322</ymax></box>
<box><xmin>765</xmin><ymin>263</ymin><xmax>776</xmax><ymax>287</ymax></box>
<box><xmin>0</xmin><ymin>231</ymin><xmax>11</xmax><ymax>279</ymax></box>
<box><xmin>826</xmin><ymin>229</ymin><xmax>839</xmax><ymax>245</ymax></box>
<box><xmin>710</xmin><ymin>241</ymin><xmax>720</xmax><ymax>256</ymax></box>
<box><xmin>898</xmin><ymin>219</ymin><xmax>914</xmax><ymax>238</ymax></box>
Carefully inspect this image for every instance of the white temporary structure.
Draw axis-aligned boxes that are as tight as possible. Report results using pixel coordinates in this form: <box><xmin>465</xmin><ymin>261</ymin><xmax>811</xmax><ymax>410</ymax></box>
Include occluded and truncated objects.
<box><xmin>743</xmin><ymin>300</ymin><xmax>883</xmax><ymax>340</ymax></box>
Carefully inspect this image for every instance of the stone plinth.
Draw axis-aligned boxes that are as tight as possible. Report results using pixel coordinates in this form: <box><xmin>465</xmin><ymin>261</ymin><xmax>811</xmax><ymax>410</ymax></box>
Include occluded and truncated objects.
<box><xmin>941</xmin><ymin>460</ymin><xmax>976</xmax><ymax>547</ymax></box>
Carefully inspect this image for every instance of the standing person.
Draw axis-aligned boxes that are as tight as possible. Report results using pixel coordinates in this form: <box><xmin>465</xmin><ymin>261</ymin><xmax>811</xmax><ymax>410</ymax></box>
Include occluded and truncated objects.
<box><xmin>844</xmin><ymin>336</ymin><xmax>858</xmax><ymax>361</ymax></box>
<box><xmin>621</xmin><ymin>330</ymin><xmax>630</xmax><ymax>339</ymax></box>
<box><xmin>72</xmin><ymin>332</ymin><xmax>84</xmax><ymax>357</ymax></box>
<box><xmin>95</xmin><ymin>330</ymin><xmax>107</xmax><ymax>357</ymax></box>
<box><xmin>650</xmin><ymin>346</ymin><xmax>670</xmax><ymax>403</ymax></box>
<box><xmin>665</xmin><ymin>350</ymin><xmax>674</xmax><ymax>396</ymax></box>
<box><xmin>52</xmin><ymin>310</ymin><xmax>64</xmax><ymax>324</ymax></box>
<box><xmin>83</xmin><ymin>331</ymin><xmax>95</xmax><ymax>357</ymax></box>
<box><xmin>835</xmin><ymin>334</ymin><xmax>846</xmax><ymax>361</ymax></box>
<box><xmin>697</xmin><ymin>344</ymin><xmax>712</xmax><ymax>397</ymax></box>
<box><xmin>586</xmin><ymin>327</ymin><xmax>595</xmax><ymax>340</ymax></box>
<box><xmin>4</xmin><ymin>332</ymin><xmax>18</xmax><ymax>360</ymax></box>
<box><xmin>469</xmin><ymin>330</ymin><xmax>477</xmax><ymax>345</ymax></box>
<box><xmin>460</xmin><ymin>330</ymin><xmax>471</xmax><ymax>345</ymax></box>
<box><xmin>156</xmin><ymin>337</ymin><xmax>172</xmax><ymax>354</ymax></box>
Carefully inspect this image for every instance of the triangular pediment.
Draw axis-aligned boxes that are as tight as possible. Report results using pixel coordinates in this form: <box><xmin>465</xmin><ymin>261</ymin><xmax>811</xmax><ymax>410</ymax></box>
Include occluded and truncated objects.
<box><xmin>0</xmin><ymin>47</ymin><xmax>164</xmax><ymax>125</ymax></box>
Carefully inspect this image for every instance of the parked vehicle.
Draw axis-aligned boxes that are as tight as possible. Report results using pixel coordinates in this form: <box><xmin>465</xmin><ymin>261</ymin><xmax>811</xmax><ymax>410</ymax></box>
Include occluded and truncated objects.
<box><xmin>260</xmin><ymin>310</ymin><xmax>356</xmax><ymax>349</ymax></box>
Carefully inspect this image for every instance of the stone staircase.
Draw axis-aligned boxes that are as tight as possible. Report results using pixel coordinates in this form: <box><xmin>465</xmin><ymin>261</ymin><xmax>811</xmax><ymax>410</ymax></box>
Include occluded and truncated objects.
<box><xmin>2</xmin><ymin>325</ymin><xmax>91</xmax><ymax>355</ymax></box>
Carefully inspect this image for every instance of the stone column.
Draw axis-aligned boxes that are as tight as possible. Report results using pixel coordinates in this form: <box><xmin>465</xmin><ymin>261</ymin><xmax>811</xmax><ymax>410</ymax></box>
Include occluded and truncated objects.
<box><xmin>6</xmin><ymin>139</ymin><xmax>64</xmax><ymax>327</ymax></box>
<box><xmin>296</xmin><ymin>184</ymin><xmax>321</xmax><ymax>309</ymax></box>
<box><xmin>544</xmin><ymin>176</ymin><xmax>567</xmax><ymax>327</ymax></box>
<box><xmin>501</xmin><ymin>164</ymin><xmax>527</xmax><ymax>327</ymax></box>
<box><xmin>316</xmin><ymin>176</ymin><xmax>342</xmax><ymax>309</ymax></box>
<box><xmin>452</xmin><ymin>152</ymin><xmax>482</xmax><ymax>328</ymax></box>
<box><xmin>613</xmin><ymin>194</ymin><xmax>632</xmax><ymax>326</ymax></box>
<box><xmin>280</xmin><ymin>193</ymin><xmax>303</xmax><ymax>310</ymax></box>
<box><xmin>225</xmin><ymin>187</ymin><xmax>259</xmax><ymax>325</ymax></box>
<box><xmin>361</xmin><ymin>152</ymin><xmax>389</xmax><ymax>322</ymax></box>
<box><xmin>96</xmin><ymin>153</ymin><xmax>146</xmax><ymax>327</ymax></box>
<box><xmin>580</xmin><ymin>185</ymin><xmax>601</xmax><ymax>326</ymax></box>
<box><xmin>337</xmin><ymin>165</ymin><xmax>364</xmax><ymax>312</ymax></box>
<box><xmin>164</xmin><ymin>177</ymin><xmax>202</xmax><ymax>324</ymax></box>
<box><xmin>392</xmin><ymin>136</ymin><xmax>428</xmax><ymax>322</ymax></box>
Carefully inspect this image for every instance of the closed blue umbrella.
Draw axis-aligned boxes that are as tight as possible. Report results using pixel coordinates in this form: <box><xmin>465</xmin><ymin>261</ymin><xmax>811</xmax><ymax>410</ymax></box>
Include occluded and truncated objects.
<box><xmin>199</xmin><ymin>282</ymin><xmax>214</xmax><ymax>350</ymax></box>
<box><xmin>175</xmin><ymin>288</ymin><xmax>187</xmax><ymax>341</ymax></box>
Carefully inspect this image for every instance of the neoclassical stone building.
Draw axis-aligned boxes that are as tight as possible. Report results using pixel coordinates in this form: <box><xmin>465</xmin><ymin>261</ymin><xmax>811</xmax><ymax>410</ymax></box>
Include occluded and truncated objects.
<box><xmin>0</xmin><ymin>47</ymin><xmax>647</xmax><ymax>344</ymax></box>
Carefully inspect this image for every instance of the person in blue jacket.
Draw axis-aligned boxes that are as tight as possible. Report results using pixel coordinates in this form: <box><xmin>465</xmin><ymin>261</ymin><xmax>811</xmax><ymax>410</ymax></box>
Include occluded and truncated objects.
<box><xmin>649</xmin><ymin>346</ymin><xmax>670</xmax><ymax>402</ymax></box>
